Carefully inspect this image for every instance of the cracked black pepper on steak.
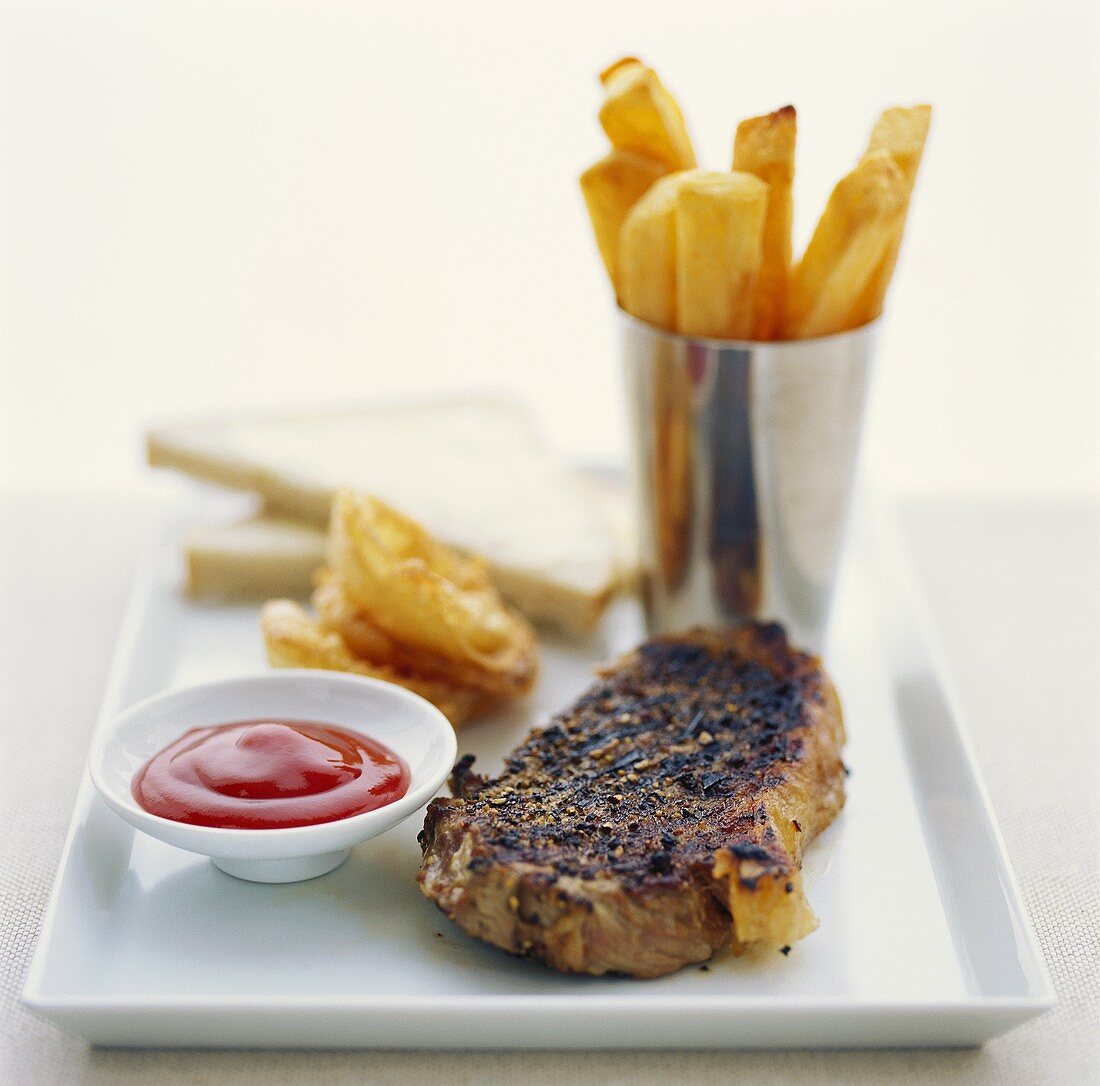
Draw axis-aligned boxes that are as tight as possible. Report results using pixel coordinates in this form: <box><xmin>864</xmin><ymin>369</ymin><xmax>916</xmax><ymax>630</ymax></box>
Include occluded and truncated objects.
<box><xmin>418</xmin><ymin>623</ymin><xmax>847</xmax><ymax>978</ymax></box>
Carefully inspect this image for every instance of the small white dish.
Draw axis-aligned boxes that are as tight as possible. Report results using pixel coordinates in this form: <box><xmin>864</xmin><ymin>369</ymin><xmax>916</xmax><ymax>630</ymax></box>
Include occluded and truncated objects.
<box><xmin>88</xmin><ymin>669</ymin><xmax>457</xmax><ymax>883</ymax></box>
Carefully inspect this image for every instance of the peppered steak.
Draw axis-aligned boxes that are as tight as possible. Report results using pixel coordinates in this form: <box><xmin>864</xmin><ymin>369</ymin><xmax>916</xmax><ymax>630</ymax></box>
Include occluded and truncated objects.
<box><xmin>418</xmin><ymin>623</ymin><xmax>846</xmax><ymax>977</ymax></box>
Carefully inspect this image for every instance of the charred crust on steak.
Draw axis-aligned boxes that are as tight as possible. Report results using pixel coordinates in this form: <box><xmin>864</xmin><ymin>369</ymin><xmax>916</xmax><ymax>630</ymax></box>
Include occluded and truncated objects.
<box><xmin>450</xmin><ymin>754</ymin><xmax>486</xmax><ymax>798</ymax></box>
<box><xmin>422</xmin><ymin>624</ymin><xmax>821</xmax><ymax>884</ymax></box>
<box><xmin>418</xmin><ymin>623</ymin><xmax>846</xmax><ymax>975</ymax></box>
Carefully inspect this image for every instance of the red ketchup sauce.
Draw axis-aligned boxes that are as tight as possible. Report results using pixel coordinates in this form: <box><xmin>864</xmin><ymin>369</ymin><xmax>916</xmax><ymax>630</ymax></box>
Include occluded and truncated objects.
<box><xmin>132</xmin><ymin>719</ymin><xmax>410</xmax><ymax>829</ymax></box>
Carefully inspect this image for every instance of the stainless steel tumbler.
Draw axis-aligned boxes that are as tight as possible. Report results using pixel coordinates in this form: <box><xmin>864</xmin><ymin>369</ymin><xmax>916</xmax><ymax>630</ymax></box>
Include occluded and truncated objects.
<box><xmin>621</xmin><ymin>311</ymin><xmax>879</xmax><ymax>653</ymax></box>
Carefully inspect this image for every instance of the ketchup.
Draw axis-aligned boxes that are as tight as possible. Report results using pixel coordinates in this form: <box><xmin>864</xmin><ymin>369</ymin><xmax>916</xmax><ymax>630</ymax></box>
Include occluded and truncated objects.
<box><xmin>132</xmin><ymin>720</ymin><xmax>410</xmax><ymax>829</ymax></box>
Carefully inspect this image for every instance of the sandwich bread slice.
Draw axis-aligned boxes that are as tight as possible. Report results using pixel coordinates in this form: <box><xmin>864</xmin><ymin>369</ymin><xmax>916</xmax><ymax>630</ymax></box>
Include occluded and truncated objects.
<box><xmin>185</xmin><ymin>514</ymin><xmax>326</xmax><ymax>601</ymax></box>
<box><xmin>149</xmin><ymin>397</ymin><xmax>631</xmax><ymax>636</ymax></box>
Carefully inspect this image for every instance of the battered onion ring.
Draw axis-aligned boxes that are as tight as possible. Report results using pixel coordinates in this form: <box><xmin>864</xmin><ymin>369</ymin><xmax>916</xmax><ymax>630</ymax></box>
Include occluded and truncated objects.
<box><xmin>312</xmin><ymin>574</ymin><xmax>533</xmax><ymax>698</ymax></box>
<box><xmin>326</xmin><ymin>491</ymin><xmax>537</xmax><ymax>697</ymax></box>
<box><xmin>261</xmin><ymin>599</ymin><xmax>495</xmax><ymax>728</ymax></box>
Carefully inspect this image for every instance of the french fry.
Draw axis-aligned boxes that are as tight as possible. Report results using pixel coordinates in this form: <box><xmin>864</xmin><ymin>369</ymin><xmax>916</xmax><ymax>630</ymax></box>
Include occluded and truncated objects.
<box><xmin>733</xmin><ymin>106</ymin><xmax>797</xmax><ymax>340</ymax></box>
<box><xmin>783</xmin><ymin>150</ymin><xmax>907</xmax><ymax>338</ymax></box>
<box><xmin>581</xmin><ymin>59</ymin><xmax>929</xmax><ymax>341</ymax></box>
<box><xmin>675</xmin><ymin>170</ymin><xmax>768</xmax><ymax>339</ymax></box>
<box><xmin>598</xmin><ymin>58</ymin><xmax>696</xmax><ymax>171</ymax></box>
<box><xmin>580</xmin><ymin>149</ymin><xmax>671</xmax><ymax>292</ymax></box>
<box><xmin>618</xmin><ymin>172</ymin><xmax>682</xmax><ymax>331</ymax></box>
<box><xmin>868</xmin><ymin>104</ymin><xmax>932</xmax><ymax>189</ymax></box>
<box><xmin>599</xmin><ymin>57</ymin><xmax>643</xmax><ymax>84</ymax></box>
<box><xmin>851</xmin><ymin>105</ymin><xmax>932</xmax><ymax>323</ymax></box>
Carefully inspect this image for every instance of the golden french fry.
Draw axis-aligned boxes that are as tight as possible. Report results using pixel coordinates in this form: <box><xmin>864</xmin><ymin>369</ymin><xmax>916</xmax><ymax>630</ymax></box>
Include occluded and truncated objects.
<box><xmin>260</xmin><ymin>599</ymin><xmax>495</xmax><ymax>727</ymax></box>
<box><xmin>783</xmin><ymin>150</ymin><xmax>907</xmax><ymax>338</ymax></box>
<box><xmin>580</xmin><ymin>149</ymin><xmax>671</xmax><ymax>291</ymax></box>
<box><xmin>733</xmin><ymin>106</ymin><xmax>797</xmax><ymax>340</ymax></box>
<box><xmin>599</xmin><ymin>56</ymin><xmax>643</xmax><ymax>85</ymax></box>
<box><xmin>851</xmin><ymin>105</ymin><xmax>933</xmax><ymax>323</ymax></box>
<box><xmin>675</xmin><ymin>170</ymin><xmax>768</xmax><ymax>339</ymax></box>
<box><xmin>617</xmin><ymin>172</ymin><xmax>682</xmax><ymax>330</ymax></box>
<box><xmin>598</xmin><ymin>58</ymin><xmax>696</xmax><ymax>171</ymax></box>
<box><xmin>868</xmin><ymin>104</ymin><xmax>932</xmax><ymax>188</ymax></box>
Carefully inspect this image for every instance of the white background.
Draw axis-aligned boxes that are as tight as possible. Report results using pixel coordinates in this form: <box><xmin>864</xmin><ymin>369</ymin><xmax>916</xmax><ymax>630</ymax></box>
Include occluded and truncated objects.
<box><xmin>1</xmin><ymin>0</ymin><xmax>1097</xmax><ymax>500</ymax></box>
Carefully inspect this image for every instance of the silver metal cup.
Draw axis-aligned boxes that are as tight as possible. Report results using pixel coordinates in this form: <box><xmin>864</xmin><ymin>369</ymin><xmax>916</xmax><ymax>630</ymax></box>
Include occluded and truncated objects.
<box><xmin>621</xmin><ymin>310</ymin><xmax>879</xmax><ymax>653</ymax></box>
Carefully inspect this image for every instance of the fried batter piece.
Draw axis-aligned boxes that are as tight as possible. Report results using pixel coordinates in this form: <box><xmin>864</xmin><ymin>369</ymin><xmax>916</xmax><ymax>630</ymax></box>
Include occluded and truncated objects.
<box><xmin>261</xmin><ymin>599</ymin><xmax>496</xmax><ymax>727</ymax></box>
<box><xmin>327</xmin><ymin>492</ymin><xmax>537</xmax><ymax>697</ymax></box>
<box><xmin>261</xmin><ymin>490</ymin><xmax>538</xmax><ymax>727</ymax></box>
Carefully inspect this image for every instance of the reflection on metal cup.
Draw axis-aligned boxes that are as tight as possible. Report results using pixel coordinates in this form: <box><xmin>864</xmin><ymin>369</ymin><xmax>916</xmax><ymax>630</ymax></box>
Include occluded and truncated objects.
<box><xmin>621</xmin><ymin>310</ymin><xmax>879</xmax><ymax>653</ymax></box>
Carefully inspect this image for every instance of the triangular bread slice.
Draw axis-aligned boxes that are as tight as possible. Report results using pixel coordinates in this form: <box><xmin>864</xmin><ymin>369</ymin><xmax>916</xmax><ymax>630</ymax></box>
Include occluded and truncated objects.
<box><xmin>149</xmin><ymin>396</ymin><xmax>628</xmax><ymax>636</ymax></box>
<box><xmin>185</xmin><ymin>513</ymin><xmax>327</xmax><ymax>602</ymax></box>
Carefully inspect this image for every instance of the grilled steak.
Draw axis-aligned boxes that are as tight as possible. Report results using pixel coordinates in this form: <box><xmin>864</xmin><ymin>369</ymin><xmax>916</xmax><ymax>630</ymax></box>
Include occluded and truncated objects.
<box><xmin>418</xmin><ymin>623</ymin><xmax>845</xmax><ymax>977</ymax></box>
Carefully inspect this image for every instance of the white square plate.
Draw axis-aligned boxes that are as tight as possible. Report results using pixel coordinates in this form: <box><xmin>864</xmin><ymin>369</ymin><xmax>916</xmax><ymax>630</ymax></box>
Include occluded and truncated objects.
<box><xmin>22</xmin><ymin>504</ymin><xmax>1053</xmax><ymax>1048</ymax></box>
